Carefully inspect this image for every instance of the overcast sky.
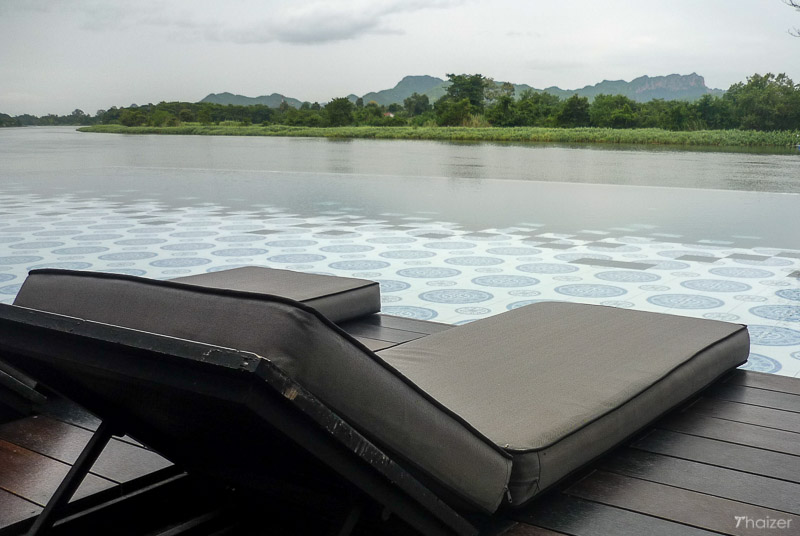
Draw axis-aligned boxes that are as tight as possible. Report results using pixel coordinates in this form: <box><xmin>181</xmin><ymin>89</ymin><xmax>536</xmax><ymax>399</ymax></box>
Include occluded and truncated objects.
<box><xmin>1</xmin><ymin>0</ymin><xmax>798</xmax><ymax>116</ymax></box>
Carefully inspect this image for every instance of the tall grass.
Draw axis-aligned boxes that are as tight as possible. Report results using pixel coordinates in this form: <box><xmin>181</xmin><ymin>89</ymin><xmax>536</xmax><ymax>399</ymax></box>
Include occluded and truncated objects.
<box><xmin>78</xmin><ymin>124</ymin><xmax>800</xmax><ymax>148</ymax></box>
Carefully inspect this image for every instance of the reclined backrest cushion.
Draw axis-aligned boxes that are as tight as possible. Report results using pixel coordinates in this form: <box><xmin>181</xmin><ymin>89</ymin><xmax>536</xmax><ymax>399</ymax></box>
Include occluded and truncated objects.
<box><xmin>13</xmin><ymin>269</ymin><xmax>511</xmax><ymax>513</ymax></box>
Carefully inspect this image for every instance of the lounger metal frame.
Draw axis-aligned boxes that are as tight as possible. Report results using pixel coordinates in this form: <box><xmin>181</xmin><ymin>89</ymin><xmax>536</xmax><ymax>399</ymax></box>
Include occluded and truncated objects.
<box><xmin>0</xmin><ymin>304</ymin><xmax>478</xmax><ymax>536</ymax></box>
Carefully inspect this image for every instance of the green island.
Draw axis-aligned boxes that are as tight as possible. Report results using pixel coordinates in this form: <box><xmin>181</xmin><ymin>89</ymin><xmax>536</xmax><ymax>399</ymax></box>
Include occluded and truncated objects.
<box><xmin>77</xmin><ymin>124</ymin><xmax>799</xmax><ymax>148</ymax></box>
<box><xmin>9</xmin><ymin>72</ymin><xmax>800</xmax><ymax>148</ymax></box>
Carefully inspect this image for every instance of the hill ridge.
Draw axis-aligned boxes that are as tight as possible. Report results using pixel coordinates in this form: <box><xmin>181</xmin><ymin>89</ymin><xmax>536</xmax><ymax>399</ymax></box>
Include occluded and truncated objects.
<box><xmin>200</xmin><ymin>73</ymin><xmax>724</xmax><ymax>108</ymax></box>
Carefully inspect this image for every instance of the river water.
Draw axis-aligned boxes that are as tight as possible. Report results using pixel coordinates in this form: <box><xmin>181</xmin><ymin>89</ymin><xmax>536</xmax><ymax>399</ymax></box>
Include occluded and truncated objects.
<box><xmin>1</xmin><ymin>127</ymin><xmax>799</xmax><ymax>375</ymax></box>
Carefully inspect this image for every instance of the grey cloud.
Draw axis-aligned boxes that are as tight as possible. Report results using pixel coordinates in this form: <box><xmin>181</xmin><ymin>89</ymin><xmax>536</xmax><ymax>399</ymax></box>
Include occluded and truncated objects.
<box><xmin>173</xmin><ymin>0</ymin><xmax>464</xmax><ymax>45</ymax></box>
<box><xmin>4</xmin><ymin>0</ymin><xmax>464</xmax><ymax>45</ymax></box>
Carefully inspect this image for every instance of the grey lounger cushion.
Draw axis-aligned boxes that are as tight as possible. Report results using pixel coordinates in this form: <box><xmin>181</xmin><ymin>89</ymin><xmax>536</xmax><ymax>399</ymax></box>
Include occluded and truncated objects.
<box><xmin>13</xmin><ymin>269</ymin><xmax>512</xmax><ymax>513</ymax></box>
<box><xmin>171</xmin><ymin>266</ymin><xmax>379</xmax><ymax>323</ymax></box>
<box><xmin>378</xmin><ymin>301</ymin><xmax>749</xmax><ymax>506</ymax></box>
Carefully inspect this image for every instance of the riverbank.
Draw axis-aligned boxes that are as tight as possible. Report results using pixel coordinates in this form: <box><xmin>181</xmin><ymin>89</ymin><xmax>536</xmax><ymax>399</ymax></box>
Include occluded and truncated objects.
<box><xmin>77</xmin><ymin>124</ymin><xmax>800</xmax><ymax>148</ymax></box>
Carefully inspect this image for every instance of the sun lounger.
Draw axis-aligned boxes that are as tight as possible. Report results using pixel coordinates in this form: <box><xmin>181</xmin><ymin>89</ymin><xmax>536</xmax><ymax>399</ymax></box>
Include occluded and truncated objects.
<box><xmin>0</xmin><ymin>268</ymin><xmax>749</xmax><ymax>535</ymax></box>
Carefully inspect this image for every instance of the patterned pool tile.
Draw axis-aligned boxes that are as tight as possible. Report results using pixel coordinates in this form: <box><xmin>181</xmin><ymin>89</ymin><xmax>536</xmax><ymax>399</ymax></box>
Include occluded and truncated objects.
<box><xmin>1</xmin><ymin>194</ymin><xmax>799</xmax><ymax>375</ymax></box>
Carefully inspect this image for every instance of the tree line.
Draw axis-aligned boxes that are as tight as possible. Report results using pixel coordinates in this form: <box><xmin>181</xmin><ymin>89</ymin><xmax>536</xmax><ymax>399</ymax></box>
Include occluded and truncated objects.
<box><xmin>2</xmin><ymin>73</ymin><xmax>799</xmax><ymax>132</ymax></box>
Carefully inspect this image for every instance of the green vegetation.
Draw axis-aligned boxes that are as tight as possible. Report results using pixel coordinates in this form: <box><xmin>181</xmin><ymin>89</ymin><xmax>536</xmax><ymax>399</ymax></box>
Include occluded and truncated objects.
<box><xmin>8</xmin><ymin>72</ymin><xmax>800</xmax><ymax>148</ymax></box>
<box><xmin>78</xmin><ymin>124</ymin><xmax>799</xmax><ymax>148</ymax></box>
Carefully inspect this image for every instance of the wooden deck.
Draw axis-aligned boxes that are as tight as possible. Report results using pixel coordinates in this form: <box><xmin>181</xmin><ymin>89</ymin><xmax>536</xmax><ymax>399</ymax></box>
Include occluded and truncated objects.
<box><xmin>0</xmin><ymin>314</ymin><xmax>798</xmax><ymax>535</ymax></box>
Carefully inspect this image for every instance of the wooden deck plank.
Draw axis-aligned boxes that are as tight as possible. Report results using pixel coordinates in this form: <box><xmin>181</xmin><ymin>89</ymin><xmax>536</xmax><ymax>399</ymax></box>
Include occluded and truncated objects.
<box><xmin>705</xmin><ymin>383</ymin><xmax>800</xmax><ymax>413</ymax></box>
<box><xmin>501</xmin><ymin>524</ymin><xmax>570</xmax><ymax>536</ymax></box>
<box><xmin>351</xmin><ymin>336</ymin><xmax>397</xmax><ymax>352</ymax></box>
<box><xmin>565</xmin><ymin>471</ymin><xmax>799</xmax><ymax>536</ymax></box>
<box><xmin>39</xmin><ymin>397</ymin><xmax>101</xmax><ymax>431</ymax></box>
<box><xmin>725</xmin><ymin>370</ymin><xmax>800</xmax><ymax>396</ymax></box>
<box><xmin>360</xmin><ymin>314</ymin><xmax>453</xmax><ymax>335</ymax></box>
<box><xmin>658</xmin><ymin>413</ymin><xmax>800</xmax><ymax>457</ymax></box>
<box><xmin>513</xmin><ymin>493</ymin><xmax>718</xmax><ymax>536</ymax></box>
<box><xmin>632</xmin><ymin>429</ymin><xmax>800</xmax><ymax>484</ymax></box>
<box><xmin>0</xmin><ymin>489</ymin><xmax>40</xmax><ymax>531</ymax></box>
<box><xmin>688</xmin><ymin>398</ymin><xmax>800</xmax><ymax>434</ymax></box>
<box><xmin>601</xmin><ymin>448</ymin><xmax>800</xmax><ymax>515</ymax></box>
<box><xmin>39</xmin><ymin>398</ymin><xmax>146</xmax><ymax>448</ymax></box>
<box><xmin>0</xmin><ymin>439</ymin><xmax>115</xmax><ymax>507</ymax></box>
<box><xmin>0</xmin><ymin>416</ymin><xmax>172</xmax><ymax>485</ymax></box>
<box><xmin>339</xmin><ymin>321</ymin><xmax>428</xmax><ymax>344</ymax></box>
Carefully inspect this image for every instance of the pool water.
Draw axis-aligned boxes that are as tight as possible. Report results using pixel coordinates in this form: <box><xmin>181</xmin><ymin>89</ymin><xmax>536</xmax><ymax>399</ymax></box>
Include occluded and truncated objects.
<box><xmin>0</xmin><ymin>191</ymin><xmax>797</xmax><ymax>376</ymax></box>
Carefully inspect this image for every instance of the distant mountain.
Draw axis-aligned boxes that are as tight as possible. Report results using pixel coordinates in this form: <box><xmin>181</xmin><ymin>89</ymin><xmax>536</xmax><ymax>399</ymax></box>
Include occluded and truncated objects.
<box><xmin>200</xmin><ymin>73</ymin><xmax>724</xmax><ymax>109</ymax></box>
<box><xmin>360</xmin><ymin>75</ymin><xmax>445</xmax><ymax>105</ymax></box>
<box><xmin>538</xmin><ymin>73</ymin><xmax>724</xmax><ymax>103</ymax></box>
<box><xmin>200</xmin><ymin>92</ymin><xmax>303</xmax><ymax>108</ymax></box>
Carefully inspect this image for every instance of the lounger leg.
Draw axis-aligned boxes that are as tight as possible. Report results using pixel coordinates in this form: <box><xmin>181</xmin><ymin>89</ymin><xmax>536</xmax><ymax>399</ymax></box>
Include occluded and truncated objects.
<box><xmin>335</xmin><ymin>500</ymin><xmax>363</xmax><ymax>536</ymax></box>
<box><xmin>27</xmin><ymin>420</ymin><xmax>116</xmax><ymax>536</ymax></box>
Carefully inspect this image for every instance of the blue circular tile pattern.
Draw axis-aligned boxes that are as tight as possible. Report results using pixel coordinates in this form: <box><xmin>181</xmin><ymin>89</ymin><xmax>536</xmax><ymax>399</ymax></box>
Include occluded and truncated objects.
<box><xmin>73</xmin><ymin>234</ymin><xmax>124</xmax><ymax>241</ymax></box>
<box><xmin>9</xmin><ymin>241</ymin><xmax>64</xmax><ymax>249</ymax></box>
<box><xmin>268</xmin><ymin>254</ymin><xmax>326</xmax><ymax>263</ymax></box>
<box><xmin>0</xmin><ymin>256</ymin><xmax>43</xmax><ymax>264</ymax></box>
<box><xmin>216</xmin><ymin>235</ymin><xmax>264</xmax><ymax>243</ymax></box>
<box><xmin>0</xmin><ymin>284</ymin><xmax>23</xmax><ymax>295</ymax></box>
<box><xmin>30</xmin><ymin>262</ymin><xmax>93</xmax><ymax>270</ymax></box>
<box><xmin>445</xmin><ymin>256</ymin><xmax>504</xmax><ymax>266</ymax></box>
<box><xmin>419</xmin><ymin>289</ymin><xmax>493</xmax><ymax>304</ymax></box>
<box><xmin>423</xmin><ymin>241</ymin><xmax>476</xmax><ymax>250</ymax></box>
<box><xmin>646</xmin><ymin>294</ymin><xmax>724</xmax><ymax>309</ymax></box>
<box><xmin>170</xmin><ymin>231</ymin><xmax>218</xmax><ymax>238</ymax></box>
<box><xmin>776</xmin><ymin>289</ymin><xmax>800</xmax><ymax>302</ymax></box>
<box><xmin>397</xmin><ymin>267</ymin><xmax>461</xmax><ymax>278</ymax></box>
<box><xmin>375</xmin><ymin>280</ymin><xmax>411</xmax><ymax>292</ymax></box>
<box><xmin>322</xmin><ymin>245</ymin><xmax>374</xmax><ymax>253</ymax></box>
<box><xmin>680</xmin><ymin>279</ymin><xmax>752</xmax><ymax>292</ymax></box>
<box><xmin>114</xmin><ymin>238</ymin><xmax>167</xmax><ymax>246</ymax></box>
<box><xmin>150</xmin><ymin>258</ymin><xmax>212</xmax><ymax>268</ymax></box>
<box><xmin>89</xmin><ymin>224</ymin><xmax>133</xmax><ymax>230</ymax></box>
<box><xmin>128</xmin><ymin>228</ymin><xmax>174</xmax><ymax>234</ymax></box>
<box><xmin>517</xmin><ymin>263</ymin><xmax>579</xmax><ymax>274</ymax></box>
<box><xmin>703</xmin><ymin>313</ymin><xmax>740</xmax><ymax>321</ymax></box>
<box><xmin>367</xmin><ymin>237</ymin><xmax>416</xmax><ymax>244</ymax></box>
<box><xmin>487</xmin><ymin>247</ymin><xmax>541</xmax><ymax>256</ymax></box>
<box><xmin>99</xmin><ymin>252</ymin><xmax>157</xmax><ymax>261</ymax></box>
<box><xmin>748</xmin><ymin>325</ymin><xmax>800</xmax><ymax>346</ymax></box>
<box><xmin>381</xmin><ymin>306</ymin><xmax>438</xmax><ymax>320</ymax></box>
<box><xmin>212</xmin><ymin>248</ymin><xmax>268</xmax><ymax>257</ymax></box>
<box><xmin>555</xmin><ymin>284</ymin><xmax>627</xmax><ymax>298</ymax></box>
<box><xmin>740</xmin><ymin>353</ymin><xmax>782</xmax><ymax>373</ymax></box>
<box><xmin>595</xmin><ymin>271</ymin><xmax>661</xmax><ymax>283</ymax></box>
<box><xmin>53</xmin><ymin>246</ymin><xmax>109</xmax><ymax>255</ymax></box>
<box><xmin>709</xmin><ymin>267</ymin><xmax>775</xmax><ymax>278</ymax></box>
<box><xmin>455</xmin><ymin>307</ymin><xmax>491</xmax><ymax>315</ymax></box>
<box><xmin>749</xmin><ymin>305</ymin><xmax>800</xmax><ymax>322</ymax></box>
<box><xmin>33</xmin><ymin>230</ymin><xmax>81</xmax><ymax>237</ymax></box>
<box><xmin>329</xmin><ymin>260</ymin><xmax>390</xmax><ymax>270</ymax></box>
<box><xmin>266</xmin><ymin>240</ymin><xmax>318</xmax><ymax>247</ymax></box>
<box><xmin>162</xmin><ymin>243</ymin><xmax>216</xmax><ymax>251</ymax></box>
<box><xmin>380</xmin><ymin>250</ymin><xmax>436</xmax><ymax>259</ymax></box>
<box><xmin>472</xmin><ymin>275</ymin><xmax>539</xmax><ymax>287</ymax></box>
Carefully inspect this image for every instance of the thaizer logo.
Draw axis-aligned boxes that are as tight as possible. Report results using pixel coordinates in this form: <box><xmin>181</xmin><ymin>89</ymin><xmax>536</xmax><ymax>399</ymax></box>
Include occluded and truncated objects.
<box><xmin>734</xmin><ymin>516</ymin><xmax>792</xmax><ymax>530</ymax></box>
